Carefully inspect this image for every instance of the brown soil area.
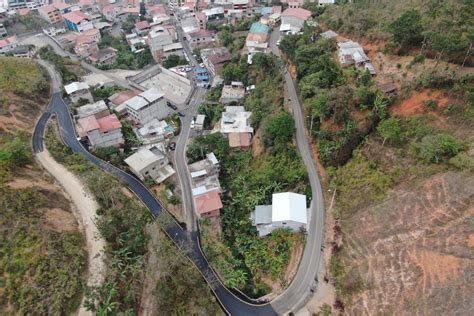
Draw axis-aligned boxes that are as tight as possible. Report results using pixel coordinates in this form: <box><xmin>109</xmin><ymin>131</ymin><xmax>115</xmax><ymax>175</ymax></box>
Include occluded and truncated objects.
<box><xmin>359</xmin><ymin>39</ymin><xmax>386</xmax><ymax>60</ymax></box>
<box><xmin>342</xmin><ymin>172</ymin><xmax>474</xmax><ymax>315</ymax></box>
<box><xmin>368</xmin><ymin>50</ymin><xmax>474</xmax><ymax>89</ymax></box>
<box><xmin>467</xmin><ymin>235</ymin><xmax>474</xmax><ymax>248</ymax></box>
<box><xmin>139</xmin><ymin>223</ymin><xmax>160</xmax><ymax>316</ymax></box>
<box><xmin>252</xmin><ymin>127</ymin><xmax>264</xmax><ymax>157</ymax></box>
<box><xmin>284</xmin><ymin>239</ymin><xmax>303</xmax><ymax>284</ymax></box>
<box><xmin>288</xmin><ymin>64</ymin><xmax>297</xmax><ymax>80</ymax></box>
<box><xmin>8</xmin><ymin>177</ymin><xmax>57</xmax><ymax>191</ymax></box>
<box><xmin>121</xmin><ymin>187</ymin><xmax>134</xmax><ymax>198</ymax></box>
<box><xmin>43</xmin><ymin>207</ymin><xmax>79</xmax><ymax>232</ymax></box>
<box><xmin>390</xmin><ymin>89</ymin><xmax>449</xmax><ymax>117</ymax></box>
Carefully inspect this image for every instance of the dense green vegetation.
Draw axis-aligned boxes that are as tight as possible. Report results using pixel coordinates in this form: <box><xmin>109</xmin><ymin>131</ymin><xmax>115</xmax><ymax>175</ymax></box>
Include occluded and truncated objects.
<box><xmin>38</xmin><ymin>46</ymin><xmax>78</xmax><ymax>84</ymax></box>
<box><xmin>91</xmin><ymin>86</ymin><xmax>122</xmax><ymax>100</ymax></box>
<box><xmin>217</xmin><ymin>25</ymin><xmax>247</xmax><ymax>54</ymax></box>
<box><xmin>162</xmin><ymin>54</ymin><xmax>188</xmax><ymax>69</ymax></box>
<box><xmin>280</xmin><ymin>26</ymin><xmax>390</xmax><ymax>166</ymax></box>
<box><xmin>189</xmin><ymin>54</ymin><xmax>308</xmax><ymax>296</ymax></box>
<box><xmin>198</xmin><ymin>102</ymin><xmax>224</xmax><ymax>129</ymax></box>
<box><xmin>153</xmin><ymin>228</ymin><xmax>223</xmax><ymax>315</ymax></box>
<box><xmin>99</xmin><ymin>33</ymin><xmax>154</xmax><ymax>70</ymax></box>
<box><xmin>319</xmin><ymin>0</ymin><xmax>473</xmax><ymax>64</ymax></box>
<box><xmin>0</xmin><ymin>58</ymin><xmax>86</xmax><ymax>314</ymax></box>
<box><xmin>0</xmin><ymin>134</ymin><xmax>86</xmax><ymax>315</ymax></box>
<box><xmin>0</xmin><ymin>57</ymin><xmax>48</xmax><ymax>97</ymax></box>
<box><xmin>3</xmin><ymin>13</ymin><xmax>48</xmax><ymax>32</ymax></box>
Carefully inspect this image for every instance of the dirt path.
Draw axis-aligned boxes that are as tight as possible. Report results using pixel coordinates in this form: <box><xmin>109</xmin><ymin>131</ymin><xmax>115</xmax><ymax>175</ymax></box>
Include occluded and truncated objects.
<box><xmin>35</xmin><ymin>150</ymin><xmax>106</xmax><ymax>316</ymax></box>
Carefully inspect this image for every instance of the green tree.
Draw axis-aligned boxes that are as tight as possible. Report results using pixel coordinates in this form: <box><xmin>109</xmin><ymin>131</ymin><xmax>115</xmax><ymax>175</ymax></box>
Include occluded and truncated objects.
<box><xmin>0</xmin><ymin>135</ymin><xmax>33</xmax><ymax>168</ymax></box>
<box><xmin>263</xmin><ymin>111</ymin><xmax>296</xmax><ymax>149</ymax></box>
<box><xmin>218</xmin><ymin>29</ymin><xmax>233</xmax><ymax>47</ymax></box>
<box><xmin>222</xmin><ymin>62</ymin><xmax>247</xmax><ymax>84</ymax></box>
<box><xmin>198</xmin><ymin>103</ymin><xmax>224</xmax><ymax>129</ymax></box>
<box><xmin>389</xmin><ymin>9</ymin><xmax>424</xmax><ymax>49</ymax></box>
<box><xmin>377</xmin><ymin>118</ymin><xmax>402</xmax><ymax>146</ymax></box>
<box><xmin>162</xmin><ymin>54</ymin><xmax>187</xmax><ymax>69</ymax></box>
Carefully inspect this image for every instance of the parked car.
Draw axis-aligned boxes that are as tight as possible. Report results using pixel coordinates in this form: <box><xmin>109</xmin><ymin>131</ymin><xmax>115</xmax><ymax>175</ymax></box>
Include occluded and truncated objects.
<box><xmin>185</xmin><ymin>66</ymin><xmax>192</xmax><ymax>72</ymax></box>
<box><xmin>169</xmin><ymin>142</ymin><xmax>176</xmax><ymax>151</ymax></box>
<box><xmin>167</xmin><ymin>102</ymin><xmax>178</xmax><ymax>110</ymax></box>
<box><xmin>178</xmin><ymin>111</ymin><xmax>185</xmax><ymax>117</ymax></box>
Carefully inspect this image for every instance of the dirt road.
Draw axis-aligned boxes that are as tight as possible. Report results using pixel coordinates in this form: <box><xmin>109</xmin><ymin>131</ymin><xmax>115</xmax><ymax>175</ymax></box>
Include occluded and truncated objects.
<box><xmin>36</xmin><ymin>150</ymin><xmax>106</xmax><ymax>315</ymax></box>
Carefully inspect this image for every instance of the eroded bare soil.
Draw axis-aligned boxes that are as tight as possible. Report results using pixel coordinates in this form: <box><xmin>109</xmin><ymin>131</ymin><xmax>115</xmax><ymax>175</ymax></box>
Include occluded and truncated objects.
<box><xmin>343</xmin><ymin>172</ymin><xmax>474</xmax><ymax>315</ymax></box>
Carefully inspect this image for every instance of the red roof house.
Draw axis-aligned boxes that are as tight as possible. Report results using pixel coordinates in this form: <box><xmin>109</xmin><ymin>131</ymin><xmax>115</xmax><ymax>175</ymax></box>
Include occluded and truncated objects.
<box><xmin>195</xmin><ymin>191</ymin><xmax>223</xmax><ymax>218</ymax></box>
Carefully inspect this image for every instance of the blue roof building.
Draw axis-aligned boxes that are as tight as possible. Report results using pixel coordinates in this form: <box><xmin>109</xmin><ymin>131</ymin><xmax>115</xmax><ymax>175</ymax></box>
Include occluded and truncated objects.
<box><xmin>250</xmin><ymin>22</ymin><xmax>269</xmax><ymax>34</ymax></box>
<box><xmin>260</xmin><ymin>7</ymin><xmax>273</xmax><ymax>16</ymax></box>
<box><xmin>194</xmin><ymin>67</ymin><xmax>209</xmax><ymax>75</ymax></box>
<box><xmin>196</xmin><ymin>74</ymin><xmax>209</xmax><ymax>82</ymax></box>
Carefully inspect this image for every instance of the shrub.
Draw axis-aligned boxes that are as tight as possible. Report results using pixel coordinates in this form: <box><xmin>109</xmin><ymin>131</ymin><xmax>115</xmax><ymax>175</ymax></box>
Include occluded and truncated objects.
<box><xmin>424</xmin><ymin>99</ymin><xmax>438</xmax><ymax>110</ymax></box>
<box><xmin>410</xmin><ymin>54</ymin><xmax>425</xmax><ymax>66</ymax></box>
<box><xmin>413</xmin><ymin>133</ymin><xmax>463</xmax><ymax>163</ymax></box>
<box><xmin>449</xmin><ymin>152</ymin><xmax>474</xmax><ymax>171</ymax></box>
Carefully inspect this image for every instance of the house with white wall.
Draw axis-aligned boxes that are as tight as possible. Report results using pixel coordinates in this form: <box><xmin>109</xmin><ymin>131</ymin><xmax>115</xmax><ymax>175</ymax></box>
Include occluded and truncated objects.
<box><xmin>251</xmin><ymin>192</ymin><xmax>308</xmax><ymax>237</ymax></box>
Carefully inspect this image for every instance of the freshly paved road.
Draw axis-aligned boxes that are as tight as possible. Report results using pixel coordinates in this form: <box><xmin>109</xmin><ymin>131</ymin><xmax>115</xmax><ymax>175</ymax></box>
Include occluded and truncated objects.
<box><xmin>33</xmin><ymin>59</ymin><xmax>277</xmax><ymax>315</ymax></box>
<box><xmin>31</xmin><ymin>22</ymin><xmax>325</xmax><ymax>315</ymax></box>
<box><xmin>268</xmin><ymin>29</ymin><xmax>326</xmax><ymax>313</ymax></box>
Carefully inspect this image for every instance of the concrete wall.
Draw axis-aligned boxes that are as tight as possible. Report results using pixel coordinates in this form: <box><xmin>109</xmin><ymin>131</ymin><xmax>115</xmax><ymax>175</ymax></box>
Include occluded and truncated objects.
<box><xmin>137</xmin><ymin>97</ymin><xmax>169</xmax><ymax>124</ymax></box>
<box><xmin>88</xmin><ymin>128</ymin><xmax>123</xmax><ymax>148</ymax></box>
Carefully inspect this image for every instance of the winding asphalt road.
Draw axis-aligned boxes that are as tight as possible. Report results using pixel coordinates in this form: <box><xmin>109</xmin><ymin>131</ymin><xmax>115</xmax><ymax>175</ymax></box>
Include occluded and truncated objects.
<box><xmin>33</xmin><ymin>60</ymin><xmax>277</xmax><ymax>316</ymax></box>
<box><xmin>30</xmin><ymin>22</ymin><xmax>325</xmax><ymax>316</ymax></box>
<box><xmin>268</xmin><ymin>29</ymin><xmax>326</xmax><ymax>313</ymax></box>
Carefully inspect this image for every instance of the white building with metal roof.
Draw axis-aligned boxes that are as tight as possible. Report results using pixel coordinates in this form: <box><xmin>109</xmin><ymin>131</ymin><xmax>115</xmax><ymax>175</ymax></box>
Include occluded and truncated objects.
<box><xmin>251</xmin><ymin>192</ymin><xmax>308</xmax><ymax>237</ymax></box>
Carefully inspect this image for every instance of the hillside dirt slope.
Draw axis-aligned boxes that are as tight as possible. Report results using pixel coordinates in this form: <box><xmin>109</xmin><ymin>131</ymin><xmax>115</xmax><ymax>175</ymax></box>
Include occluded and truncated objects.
<box><xmin>343</xmin><ymin>171</ymin><xmax>474</xmax><ymax>315</ymax></box>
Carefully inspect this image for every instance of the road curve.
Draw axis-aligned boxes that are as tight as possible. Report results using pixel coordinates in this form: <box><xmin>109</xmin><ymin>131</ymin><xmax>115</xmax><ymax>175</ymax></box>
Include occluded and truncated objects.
<box><xmin>269</xmin><ymin>29</ymin><xmax>326</xmax><ymax>313</ymax></box>
<box><xmin>31</xmin><ymin>22</ymin><xmax>326</xmax><ymax>315</ymax></box>
<box><xmin>33</xmin><ymin>62</ymin><xmax>277</xmax><ymax>315</ymax></box>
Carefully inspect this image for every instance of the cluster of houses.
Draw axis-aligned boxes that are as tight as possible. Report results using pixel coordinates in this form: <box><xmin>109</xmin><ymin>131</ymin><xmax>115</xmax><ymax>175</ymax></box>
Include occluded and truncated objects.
<box><xmin>63</xmin><ymin>77</ymin><xmax>179</xmax><ymax>185</ymax></box>
<box><xmin>0</xmin><ymin>23</ymin><xmax>34</xmax><ymax>57</ymax></box>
